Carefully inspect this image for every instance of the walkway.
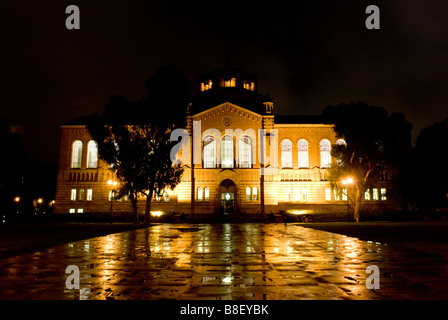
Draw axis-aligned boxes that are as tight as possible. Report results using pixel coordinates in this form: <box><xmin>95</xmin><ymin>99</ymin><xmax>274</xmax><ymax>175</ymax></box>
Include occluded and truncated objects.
<box><xmin>0</xmin><ymin>223</ymin><xmax>447</xmax><ymax>299</ymax></box>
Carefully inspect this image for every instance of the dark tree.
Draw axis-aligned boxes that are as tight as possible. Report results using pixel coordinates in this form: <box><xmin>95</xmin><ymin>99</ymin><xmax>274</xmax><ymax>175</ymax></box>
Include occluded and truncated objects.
<box><xmin>412</xmin><ymin>117</ymin><xmax>448</xmax><ymax>209</ymax></box>
<box><xmin>0</xmin><ymin>118</ymin><xmax>27</xmax><ymax>216</ymax></box>
<box><xmin>87</xmin><ymin>66</ymin><xmax>189</xmax><ymax>224</ymax></box>
<box><xmin>323</xmin><ymin>102</ymin><xmax>413</xmax><ymax>222</ymax></box>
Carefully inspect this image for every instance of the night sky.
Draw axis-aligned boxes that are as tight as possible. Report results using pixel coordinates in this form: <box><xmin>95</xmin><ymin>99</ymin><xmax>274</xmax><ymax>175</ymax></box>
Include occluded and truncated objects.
<box><xmin>1</xmin><ymin>0</ymin><xmax>447</xmax><ymax>163</ymax></box>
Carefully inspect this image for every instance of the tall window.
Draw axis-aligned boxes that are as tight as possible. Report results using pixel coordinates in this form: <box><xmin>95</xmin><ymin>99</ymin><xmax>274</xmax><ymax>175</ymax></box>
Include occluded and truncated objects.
<box><xmin>221</xmin><ymin>135</ymin><xmax>234</xmax><ymax>168</ymax></box>
<box><xmin>87</xmin><ymin>189</ymin><xmax>93</xmax><ymax>201</ymax></box>
<box><xmin>281</xmin><ymin>140</ymin><xmax>292</xmax><ymax>168</ymax></box>
<box><xmin>372</xmin><ymin>188</ymin><xmax>379</xmax><ymax>201</ymax></box>
<box><xmin>246</xmin><ymin>187</ymin><xmax>252</xmax><ymax>200</ymax></box>
<box><xmin>380</xmin><ymin>188</ymin><xmax>387</xmax><ymax>201</ymax></box>
<box><xmin>320</xmin><ymin>139</ymin><xmax>331</xmax><ymax>168</ymax></box>
<box><xmin>197</xmin><ymin>187</ymin><xmax>203</xmax><ymax>201</ymax></box>
<box><xmin>203</xmin><ymin>136</ymin><xmax>216</xmax><ymax>168</ymax></box>
<box><xmin>301</xmin><ymin>188</ymin><xmax>308</xmax><ymax>201</ymax></box>
<box><xmin>253</xmin><ymin>187</ymin><xmax>258</xmax><ymax>200</ymax></box>
<box><xmin>204</xmin><ymin>187</ymin><xmax>209</xmax><ymax>201</ymax></box>
<box><xmin>297</xmin><ymin>139</ymin><xmax>309</xmax><ymax>168</ymax></box>
<box><xmin>87</xmin><ymin>140</ymin><xmax>98</xmax><ymax>168</ymax></box>
<box><xmin>325</xmin><ymin>189</ymin><xmax>331</xmax><ymax>201</ymax></box>
<box><xmin>239</xmin><ymin>136</ymin><xmax>252</xmax><ymax>168</ymax></box>
<box><xmin>70</xmin><ymin>189</ymin><xmax>77</xmax><ymax>201</ymax></box>
<box><xmin>71</xmin><ymin>140</ymin><xmax>82</xmax><ymax>168</ymax></box>
<box><xmin>364</xmin><ymin>189</ymin><xmax>370</xmax><ymax>201</ymax></box>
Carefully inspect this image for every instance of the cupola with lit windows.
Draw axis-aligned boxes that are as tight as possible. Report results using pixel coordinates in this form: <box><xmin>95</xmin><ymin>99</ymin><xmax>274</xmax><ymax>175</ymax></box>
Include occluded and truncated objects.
<box><xmin>191</xmin><ymin>59</ymin><xmax>273</xmax><ymax>115</ymax></box>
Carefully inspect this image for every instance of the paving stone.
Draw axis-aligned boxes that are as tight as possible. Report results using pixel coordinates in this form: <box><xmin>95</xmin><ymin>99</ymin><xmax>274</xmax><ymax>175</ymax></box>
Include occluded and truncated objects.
<box><xmin>0</xmin><ymin>223</ymin><xmax>447</xmax><ymax>299</ymax></box>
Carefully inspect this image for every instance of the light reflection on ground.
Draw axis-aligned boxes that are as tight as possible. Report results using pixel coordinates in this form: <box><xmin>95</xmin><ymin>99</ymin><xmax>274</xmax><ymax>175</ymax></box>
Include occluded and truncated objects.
<box><xmin>0</xmin><ymin>223</ymin><xmax>447</xmax><ymax>300</ymax></box>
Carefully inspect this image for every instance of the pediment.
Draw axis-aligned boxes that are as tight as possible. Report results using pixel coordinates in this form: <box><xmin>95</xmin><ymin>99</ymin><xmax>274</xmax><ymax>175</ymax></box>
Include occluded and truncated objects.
<box><xmin>192</xmin><ymin>102</ymin><xmax>263</xmax><ymax>122</ymax></box>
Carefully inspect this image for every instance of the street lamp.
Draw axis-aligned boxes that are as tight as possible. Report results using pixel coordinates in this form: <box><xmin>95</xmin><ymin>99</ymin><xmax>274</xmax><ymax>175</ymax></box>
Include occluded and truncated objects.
<box><xmin>107</xmin><ymin>179</ymin><xmax>118</xmax><ymax>222</ymax></box>
<box><xmin>341</xmin><ymin>176</ymin><xmax>354</xmax><ymax>216</ymax></box>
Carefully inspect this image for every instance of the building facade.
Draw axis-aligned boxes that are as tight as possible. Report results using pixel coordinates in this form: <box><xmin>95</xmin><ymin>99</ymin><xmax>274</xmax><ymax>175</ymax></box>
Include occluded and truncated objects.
<box><xmin>54</xmin><ymin>64</ymin><xmax>396</xmax><ymax>218</ymax></box>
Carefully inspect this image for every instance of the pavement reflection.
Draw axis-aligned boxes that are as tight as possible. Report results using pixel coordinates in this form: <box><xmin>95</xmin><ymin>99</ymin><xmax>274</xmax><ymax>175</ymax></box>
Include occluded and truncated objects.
<box><xmin>0</xmin><ymin>223</ymin><xmax>447</xmax><ymax>300</ymax></box>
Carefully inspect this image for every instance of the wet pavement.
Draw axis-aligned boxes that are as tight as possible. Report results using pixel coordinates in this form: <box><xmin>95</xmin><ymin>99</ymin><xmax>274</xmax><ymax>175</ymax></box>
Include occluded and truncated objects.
<box><xmin>0</xmin><ymin>223</ymin><xmax>447</xmax><ymax>300</ymax></box>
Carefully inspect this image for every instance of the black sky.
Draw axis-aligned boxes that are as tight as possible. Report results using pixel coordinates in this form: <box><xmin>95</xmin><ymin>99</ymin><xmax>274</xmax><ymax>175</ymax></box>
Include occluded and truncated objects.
<box><xmin>1</xmin><ymin>0</ymin><xmax>447</xmax><ymax>163</ymax></box>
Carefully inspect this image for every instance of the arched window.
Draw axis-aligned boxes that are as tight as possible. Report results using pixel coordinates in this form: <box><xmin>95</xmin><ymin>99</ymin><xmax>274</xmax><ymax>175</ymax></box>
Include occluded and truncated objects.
<box><xmin>253</xmin><ymin>187</ymin><xmax>258</xmax><ymax>200</ymax></box>
<box><xmin>203</xmin><ymin>136</ymin><xmax>216</xmax><ymax>168</ymax></box>
<box><xmin>87</xmin><ymin>140</ymin><xmax>98</xmax><ymax>168</ymax></box>
<box><xmin>239</xmin><ymin>136</ymin><xmax>252</xmax><ymax>168</ymax></box>
<box><xmin>297</xmin><ymin>139</ymin><xmax>309</xmax><ymax>168</ymax></box>
<box><xmin>281</xmin><ymin>140</ymin><xmax>292</xmax><ymax>168</ymax></box>
<box><xmin>71</xmin><ymin>140</ymin><xmax>82</xmax><ymax>168</ymax></box>
<box><xmin>320</xmin><ymin>139</ymin><xmax>331</xmax><ymax>168</ymax></box>
<box><xmin>197</xmin><ymin>187</ymin><xmax>202</xmax><ymax>201</ymax></box>
<box><xmin>246</xmin><ymin>187</ymin><xmax>252</xmax><ymax>200</ymax></box>
<box><xmin>221</xmin><ymin>135</ymin><xmax>234</xmax><ymax>168</ymax></box>
<box><xmin>204</xmin><ymin>187</ymin><xmax>209</xmax><ymax>201</ymax></box>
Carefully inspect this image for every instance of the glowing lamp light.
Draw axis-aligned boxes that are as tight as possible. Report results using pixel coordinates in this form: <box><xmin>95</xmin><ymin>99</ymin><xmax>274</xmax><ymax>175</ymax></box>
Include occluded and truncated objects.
<box><xmin>14</xmin><ymin>197</ymin><xmax>20</xmax><ymax>203</ymax></box>
<box><xmin>37</xmin><ymin>198</ymin><xmax>43</xmax><ymax>204</ymax></box>
<box><xmin>107</xmin><ymin>180</ymin><xmax>118</xmax><ymax>187</ymax></box>
<box><xmin>342</xmin><ymin>177</ymin><xmax>354</xmax><ymax>185</ymax></box>
<box><xmin>151</xmin><ymin>211</ymin><xmax>164</xmax><ymax>217</ymax></box>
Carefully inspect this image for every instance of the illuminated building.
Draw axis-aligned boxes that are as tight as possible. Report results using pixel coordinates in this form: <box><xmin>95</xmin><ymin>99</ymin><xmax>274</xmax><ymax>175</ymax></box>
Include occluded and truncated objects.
<box><xmin>54</xmin><ymin>64</ymin><xmax>397</xmax><ymax>218</ymax></box>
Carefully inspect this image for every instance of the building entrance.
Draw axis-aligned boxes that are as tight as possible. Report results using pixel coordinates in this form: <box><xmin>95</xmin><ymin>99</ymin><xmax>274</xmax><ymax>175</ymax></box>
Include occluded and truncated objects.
<box><xmin>219</xmin><ymin>179</ymin><xmax>236</xmax><ymax>215</ymax></box>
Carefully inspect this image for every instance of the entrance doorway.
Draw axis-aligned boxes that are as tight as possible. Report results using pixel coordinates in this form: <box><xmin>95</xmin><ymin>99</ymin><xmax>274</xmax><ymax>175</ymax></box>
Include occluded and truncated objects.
<box><xmin>219</xmin><ymin>179</ymin><xmax>236</xmax><ymax>215</ymax></box>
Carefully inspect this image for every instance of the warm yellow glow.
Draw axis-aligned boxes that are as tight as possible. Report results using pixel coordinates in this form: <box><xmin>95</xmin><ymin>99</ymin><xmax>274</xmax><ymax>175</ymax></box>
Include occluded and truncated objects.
<box><xmin>37</xmin><ymin>198</ymin><xmax>43</xmax><ymax>204</ymax></box>
<box><xmin>14</xmin><ymin>197</ymin><xmax>20</xmax><ymax>203</ymax></box>
<box><xmin>287</xmin><ymin>209</ymin><xmax>312</xmax><ymax>215</ymax></box>
<box><xmin>107</xmin><ymin>180</ymin><xmax>118</xmax><ymax>186</ymax></box>
<box><xmin>151</xmin><ymin>211</ymin><xmax>164</xmax><ymax>217</ymax></box>
<box><xmin>342</xmin><ymin>176</ymin><xmax>354</xmax><ymax>185</ymax></box>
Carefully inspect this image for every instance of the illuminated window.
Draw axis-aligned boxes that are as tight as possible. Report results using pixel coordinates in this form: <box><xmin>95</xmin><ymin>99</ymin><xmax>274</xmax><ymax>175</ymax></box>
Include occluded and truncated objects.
<box><xmin>71</xmin><ymin>140</ymin><xmax>82</xmax><ymax>168</ymax></box>
<box><xmin>203</xmin><ymin>136</ymin><xmax>216</xmax><ymax>168</ymax></box>
<box><xmin>221</xmin><ymin>135</ymin><xmax>234</xmax><ymax>168</ymax></box>
<box><xmin>109</xmin><ymin>190</ymin><xmax>114</xmax><ymax>201</ymax></box>
<box><xmin>365</xmin><ymin>189</ymin><xmax>370</xmax><ymax>201</ymax></box>
<box><xmin>197</xmin><ymin>187</ymin><xmax>202</xmax><ymax>201</ymax></box>
<box><xmin>342</xmin><ymin>189</ymin><xmax>347</xmax><ymax>201</ymax></box>
<box><xmin>70</xmin><ymin>189</ymin><xmax>77</xmax><ymax>201</ymax></box>
<box><xmin>325</xmin><ymin>188</ymin><xmax>331</xmax><ymax>201</ymax></box>
<box><xmin>164</xmin><ymin>191</ymin><xmax>170</xmax><ymax>202</ymax></box>
<box><xmin>281</xmin><ymin>140</ymin><xmax>292</xmax><ymax>168</ymax></box>
<box><xmin>380</xmin><ymin>188</ymin><xmax>387</xmax><ymax>201</ymax></box>
<box><xmin>372</xmin><ymin>188</ymin><xmax>379</xmax><ymax>201</ymax></box>
<box><xmin>246</xmin><ymin>187</ymin><xmax>251</xmax><ymax>200</ymax></box>
<box><xmin>69</xmin><ymin>208</ymin><xmax>75</xmax><ymax>214</ymax></box>
<box><xmin>298</xmin><ymin>139</ymin><xmax>309</xmax><ymax>168</ymax></box>
<box><xmin>334</xmin><ymin>189</ymin><xmax>340</xmax><ymax>201</ymax></box>
<box><xmin>250</xmin><ymin>82</ymin><xmax>255</xmax><ymax>91</ymax></box>
<box><xmin>286</xmin><ymin>188</ymin><xmax>293</xmax><ymax>201</ymax></box>
<box><xmin>87</xmin><ymin>189</ymin><xmax>93</xmax><ymax>201</ymax></box>
<box><xmin>87</xmin><ymin>140</ymin><xmax>98</xmax><ymax>168</ymax></box>
<box><xmin>224</xmin><ymin>78</ymin><xmax>236</xmax><ymax>87</ymax></box>
<box><xmin>320</xmin><ymin>139</ymin><xmax>331</xmax><ymax>168</ymax></box>
<box><xmin>253</xmin><ymin>187</ymin><xmax>258</xmax><ymax>200</ymax></box>
<box><xmin>79</xmin><ymin>189</ymin><xmax>85</xmax><ymax>201</ymax></box>
<box><xmin>302</xmin><ymin>188</ymin><xmax>308</xmax><ymax>201</ymax></box>
<box><xmin>243</xmin><ymin>80</ymin><xmax>250</xmax><ymax>90</ymax></box>
<box><xmin>239</xmin><ymin>136</ymin><xmax>252</xmax><ymax>168</ymax></box>
<box><xmin>77</xmin><ymin>208</ymin><xmax>84</xmax><ymax>213</ymax></box>
<box><xmin>204</xmin><ymin>187</ymin><xmax>209</xmax><ymax>201</ymax></box>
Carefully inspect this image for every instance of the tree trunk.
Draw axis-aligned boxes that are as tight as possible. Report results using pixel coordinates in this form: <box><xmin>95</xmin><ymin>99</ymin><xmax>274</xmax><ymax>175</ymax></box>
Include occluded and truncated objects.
<box><xmin>130</xmin><ymin>190</ymin><xmax>139</xmax><ymax>224</ymax></box>
<box><xmin>354</xmin><ymin>187</ymin><xmax>362</xmax><ymax>223</ymax></box>
<box><xmin>144</xmin><ymin>188</ymin><xmax>153</xmax><ymax>225</ymax></box>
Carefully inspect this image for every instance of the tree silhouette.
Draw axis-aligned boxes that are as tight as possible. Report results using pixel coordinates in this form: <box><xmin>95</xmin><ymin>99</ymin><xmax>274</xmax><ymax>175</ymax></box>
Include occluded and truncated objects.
<box><xmin>413</xmin><ymin>117</ymin><xmax>448</xmax><ymax>209</ymax></box>
<box><xmin>87</xmin><ymin>65</ymin><xmax>189</xmax><ymax>224</ymax></box>
<box><xmin>323</xmin><ymin>102</ymin><xmax>413</xmax><ymax>222</ymax></box>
